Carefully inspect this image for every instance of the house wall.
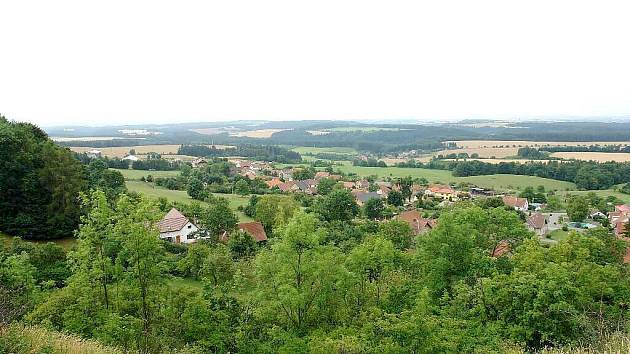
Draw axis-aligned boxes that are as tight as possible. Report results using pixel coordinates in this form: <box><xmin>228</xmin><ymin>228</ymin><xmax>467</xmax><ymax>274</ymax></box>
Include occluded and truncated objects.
<box><xmin>159</xmin><ymin>222</ymin><xmax>198</xmax><ymax>244</ymax></box>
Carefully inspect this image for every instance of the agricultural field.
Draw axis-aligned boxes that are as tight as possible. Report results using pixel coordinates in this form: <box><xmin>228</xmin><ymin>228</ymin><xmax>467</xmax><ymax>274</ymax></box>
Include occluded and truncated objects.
<box><xmin>229</xmin><ymin>129</ymin><xmax>289</xmax><ymax>138</ymax></box>
<box><xmin>443</xmin><ymin>158</ymin><xmax>557</xmax><ymax>164</ymax></box>
<box><xmin>126</xmin><ymin>181</ymin><xmax>253</xmax><ymax>221</ymax></box>
<box><xmin>290</xmin><ymin>146</ymin><xmax>358</xmax><ymax>155</ymax></box>
<box><xmin>70</xmin><ymin>144</ymin><xmax>232</xmax><ymax>158</ymax></box>
<box><xmin>113</xmin><ymin>168</ymin><xmax>180</xmax><ymax>180</ymax></box>
<box><xmin>328</xmin><ymin>126</ymin><xmax>406</xmax><ymax>132</ymax></box>
<box><xmin>550</xmin><ymin>152</ymin><xmax>630</xmax><ymax>162</ymax></box>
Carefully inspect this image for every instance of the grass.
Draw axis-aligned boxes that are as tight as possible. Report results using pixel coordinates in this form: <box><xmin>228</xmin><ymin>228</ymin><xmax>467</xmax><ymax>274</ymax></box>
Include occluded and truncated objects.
<box><xmin>113</xmin><ymin>168</ymin><xmax>180</xmax><ymax>180</ymax></box>
<box><xmin>126</xmin><ymin>181</ymin><xmax>253</xmax><ymax>221</ymax></box>
<box><xmin>1</xmin><ymin>231</ymin><xmax>77</xmax><ymax>250</ymax></box>
<box><xmin>0</xmin><ymin>324</ymin><xmax>121</xmax><ymax>354</ymax></box>
<box><xmin>559</xmin><ymin>188</ymin><xmax>630</xmax><ymax>204</ymax></box>
<box><xmin>333</xmin><ymin>163</ymin><xmax>576</xmax><ymax>191</ymax></box>
<box><xmin>168</xmin><ymin>276</ymin><xmax>204</xmax><ymax>290</ymax></box>
<box><xmin>547</xmin><ymin>229</ymin><xmax>570</xmax><ymax>242</ymax></box>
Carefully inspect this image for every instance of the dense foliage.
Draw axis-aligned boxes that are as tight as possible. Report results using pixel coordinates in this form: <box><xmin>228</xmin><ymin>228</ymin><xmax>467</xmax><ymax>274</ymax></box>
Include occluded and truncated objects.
<box><xmin>0</xmin><ymin>116</ymin><xmax>86</xmax><ymax>239</ymax></box>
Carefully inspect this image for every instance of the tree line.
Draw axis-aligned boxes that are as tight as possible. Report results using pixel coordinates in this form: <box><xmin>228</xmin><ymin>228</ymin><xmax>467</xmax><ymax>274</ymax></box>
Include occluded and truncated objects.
<box><xmin>178</xmin><ymin>144</ymin><xmax>302</xmax><ymax>163</ymax></box>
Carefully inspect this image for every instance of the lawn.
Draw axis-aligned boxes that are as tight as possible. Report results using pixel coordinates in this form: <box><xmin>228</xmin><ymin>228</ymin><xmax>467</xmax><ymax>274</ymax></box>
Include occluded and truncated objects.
<box><xmin>126</xmin><ymin>181</ymin><xmax>253</xmax><ymax>221</ymax></box>
<box><xmin>547</xmin><ymin>229</ymin><xmax>571</xmax><ymax>242</ymax></box>
<box><xmin>114</xmin><ymin>168</ymin><xmax>180</xmax><ymax>180</ymax></box>
<box><xmin>168</xmin><ymin>276</ymin><xmax>204</xmax><ymax>290</ymax></box>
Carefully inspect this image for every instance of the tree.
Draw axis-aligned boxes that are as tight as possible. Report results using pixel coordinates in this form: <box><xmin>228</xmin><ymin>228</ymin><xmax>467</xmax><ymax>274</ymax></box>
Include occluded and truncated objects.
<box><xmin>346</xmin><ymin>236</ymin><xmax>396</xmax><ymax>305</ymax></box>
<box><xmin>228</xmin><ymin>230</ymin><xmax>257</xmax><ymax>259</ymax></box>
<box><xmin>255</xmin><ymin>211</ymin><xmax>347</xmax><ymax>330</ymax></box>
<box><xmin>293</xmin><ymin>166</ymin><xmax>316</xmax><ymax>180</ymax></box>
<box><xmin>387</xmin><ymin>190</ymin><xmax>404</xmax><ymax>207</ymax></box>
<box><xmin>187</xmin><ymin>176</ymin><xmax>207</xmax><ymax>200</ymax></box>
<box><xmin>203</xmin><ymin>198</ymin><xmax>238</xmax><ymax>237</ymax></box>
<box><xmin>566</xmin><ymin>195</ymin><xmax>589</xmax><ymax>222</ymax></box>
<box><xmin>317</xmin><ymin>178</ymin><xmax>336</xmax><ymax>195</ymax></box>
<box><xmin>396</xmin><ymin>177</ymin><xmax>413</xmax><ymax>201</ymax></box>
<box><xmin>363</xmin><ymin>197</ymin><xmax>385</xmax><ymax>220</ymax></box>
<box><xmin>377</xmin><ymin>220</ymin><xmax>414</xmax><ymax>250</ymax></box>
<box><xmin>255</xmin><ymin>195</ymin><xmax>300</xmax><ymax>235</ymax></box>
<box><xmin>313</xmin><ymin>189</ymin><xmax>359</xmax><ymax>222</ymax></box>
<box><xmin>234</xmin><ymin>179</ymin><xmax>250</xmax><ymax>196</ymax></box>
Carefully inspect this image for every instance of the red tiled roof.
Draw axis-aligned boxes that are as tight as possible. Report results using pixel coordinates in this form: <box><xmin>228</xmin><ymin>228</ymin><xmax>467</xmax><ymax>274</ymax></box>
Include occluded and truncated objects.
<box><xmin>428</xmin><ymin>185</ymin><xmax>455</xmax><ymax>194</ymax></box>
<box><xmin>492</xmin><ymin>240</ymin><xmax>511</xmax><ymax>258</ymax></box>
<box><xmin>157</xmin><ymin>208</ymin><xmax>190</xmax><ymax>233</ymax></box>
<box><xmin>502</xmin><ymin>196</ymin><xmax>528</xmax><ymax>208</ymax></box>
<box><xmin>616</xmin><ymin>204</ymin><xmax>630</xmax><ymax>213</ymax></box>
<box><xmin>397</xmin><ymin>210</ymin><xmax>437</xmax><ymax>234</ymax></box>
<box><xmin>238</xmin><ymin>221</ymin><xmax>268</xmax><ymax>242</ymax></box>
<box><xmin>527</xmin><ymin>213</ymin><xmax>546</xmax><ymax>229</ymax></box>
<box><xmin>265</xmin><ymin>178</ymin><xmax>283</xmax><ymax>188</ymax></box>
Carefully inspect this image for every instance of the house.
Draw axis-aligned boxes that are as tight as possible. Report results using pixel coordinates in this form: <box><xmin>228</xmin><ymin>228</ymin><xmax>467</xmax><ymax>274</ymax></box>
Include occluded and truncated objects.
<box><xmin>376</xmin><ymin>185</ymin><xmax>391</xmax><ymax>197</ymax></box>
<box><xmin>610</xmin><ymin>205</ymin><xmax>630</xmax><ymax>237</ymax></box>
<box><xmin>502</xmin><ymin>196</ymin><xmax>529</xmax><ymax>212</ymax></box>
<box><xmin>86</xmin><ymin>149</ymin><xmax>102</xmax><ymax>158</ymax></box>
<box><xmin>157</xmin><ymin>208</ymin><xmax>199</xmax><ymax>244</ymax></box>
<box><xmin>470</xmin><ymin>187</ymin><xmax>494</xmax><ymax>197</ymax></box>
<box><xmin>221</xmin><ymin>221</ymin><xmax>268</xmax><ymax>243</ymax></box>
<box><xmin>122</xmin><ymin>155</ymin><xmax>140</xmax><ymax>162</ymax></box>
<box><xmin>342</xmin><ymin>181</ymin><xmax>356</xmax><ymax>190</ymax></box>
<box><xmin>425</xmin><ymin>185</ymin><xmax>457</xmax><ymax>200</ymax></box>
<box><xmin>191</xmin><ymin>157</ymin><xmax>208</xmax><ymax>168</ymax></box>
<box><xmin>354</xmin><ymin>180</ymin><xmax>370</xmax><ymax>190</ymax></box>
<box><xmin>296</xmin><ymin>179</ymin><xmax>318</xmax><ymax>194</ymax></box>
<box><xmin>526</xmin><ymin>212</ymin><xmax>548</xmax><ymax>236</ymax></box>
<box><xmin>279</xmin><ymin>168</ymin><xmax>293</xmax><ymax>181</ymax></box>
<box><xmin>314</xmin><ymin>171</ymin><xmax>330</xmax><ymax>179</ymax></box>
<box><xmin>353</xmin><ymin>191</ymin><xmax>383</xmax><ymax>206</ymax></box>
<box><xmin>278</xmin><ymin>181</ymin><xmax>299</xmax><ymax>193</ymax></box>
<box><xmin>396</xmin><ymin>210</ymin><xmax>437</xmax><ymax>235</ymax></box>
<box><xmin>491</xmin><ymin>240</ymin><xmax>511</xmax><ymax>258</ymax></box>
<box><xmin>265</xmin><ymin>177</ymin><xmax>283</xmax><ymax>189</ymax></box>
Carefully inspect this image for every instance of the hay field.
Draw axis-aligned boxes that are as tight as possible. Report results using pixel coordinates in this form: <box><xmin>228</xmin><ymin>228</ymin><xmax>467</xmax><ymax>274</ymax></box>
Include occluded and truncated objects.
<box><xmin>446</xmin><ymin>140</ymin><xmax>630</xmax><ymax>149</ymax></box>
<box><xmin>437</xmin><ymin>147</ymin><xmax>519</xmax><ymax>158</ymax></box>
<box><xmin>230</xmin><ymin>129</ymin><xmax>289</xmax><ymax>138</ymax></box>
<box><xmin>550</xmin><ymin>152</ymin><xmax>630</xmax><ymax>162</ymax></box>
<box><xmin>443</xmin><ymin>158</ymin><xmax>560</xmax><ymax>164</ymax></box>
<box><xmin>70</xmin><ymin>144</ymin><xmax>233</xmax><ymax>158</ymax></box>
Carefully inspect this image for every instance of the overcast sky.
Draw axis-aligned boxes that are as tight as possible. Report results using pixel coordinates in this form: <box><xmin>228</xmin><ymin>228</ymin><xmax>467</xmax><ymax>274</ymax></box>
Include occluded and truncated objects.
<box><xmin>1</xmin><ymin>0</ymin><xmax>630</xmax><ymax>126</ymax></box>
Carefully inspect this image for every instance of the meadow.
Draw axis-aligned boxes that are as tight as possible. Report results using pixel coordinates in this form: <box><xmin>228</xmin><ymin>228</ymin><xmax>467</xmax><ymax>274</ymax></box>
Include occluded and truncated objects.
<box><xmin>333</xmin><ymin>163</ymin><xmax>577</xmax><ymax>191</ymax></box>
<box><xmin>550</xmin><ymin>152</ymin><xmax>630</xmax><ymax>162</ymax></box>
<box><xmin>71</xmin><ymin>144</ymin><xmax>232</xmax><ymax>158</ymax></box>
<box><xmin>113</xmin><ymin>168</ymin><xmax>180</xmax><ymax>180</ymax></box>
<box><xmin>126</xmin><ymin>181</ymin><xmax>253</xmax><ymax>221</ymax></box>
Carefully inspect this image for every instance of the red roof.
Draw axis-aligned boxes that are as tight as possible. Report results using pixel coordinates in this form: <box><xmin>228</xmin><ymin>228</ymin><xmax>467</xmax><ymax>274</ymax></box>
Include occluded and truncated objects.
<box><xmin>492</xmin><ymin>240</ymin><xmax>511</xmax><ymax>258</ymax></box>
<box><xmin>428</xmin><ymin>185</ymin><xmax>455</xmax><ymax>194</ymax></box>
<box><xmin>238</xmin><ymin>222</ymin><xmax>268</xmax><ymax>242</ymax></box>
<box><xmin>157</xmin><ymin>208</ymin><xmax>190</xmax><ymax>233</ymax></box>
<box><xmin>527</xmin><ymin>213</ymin><xmax>547</xmax><ymax>229</ymax></box>
<box><xmin>265</xmin><ymin>178</ymin><xmax>283</xmax><ymax>188</ymax></box>
<box><xmin>502</xmin><ymin>196</ymin><xmax>528</xmax><ymax>209</ymax></box>
<box><xmin>397</xmin><ymin>210</ymin><xmax>437</xmax><ymax>234</ymax></box>
<box><xmin>616</xmin><ymin>204</ymin><xmax>630</xmax><ymax>213</ymax></box>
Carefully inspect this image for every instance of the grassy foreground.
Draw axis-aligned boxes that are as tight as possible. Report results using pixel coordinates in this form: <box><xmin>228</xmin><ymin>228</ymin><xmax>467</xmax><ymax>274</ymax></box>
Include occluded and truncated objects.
<box><xmin>0</xmin><ymin>324</ymin><xmax>121</xmax><ymax>354</ymax></box>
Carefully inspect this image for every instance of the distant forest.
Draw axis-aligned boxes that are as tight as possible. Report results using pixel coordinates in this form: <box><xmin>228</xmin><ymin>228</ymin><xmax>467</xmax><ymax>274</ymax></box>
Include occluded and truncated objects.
<box><xmin>52</xmin><ymin>121</ymin><xmax>630</xmax><ymax>154</ymax></box>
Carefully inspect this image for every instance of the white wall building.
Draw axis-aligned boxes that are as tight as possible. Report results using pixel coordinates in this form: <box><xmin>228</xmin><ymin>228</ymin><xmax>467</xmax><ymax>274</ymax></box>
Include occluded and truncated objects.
<box><xmin>157</xmin><ymin>208</ymin><xmax>199</xmax><ymax>244</ymax></box>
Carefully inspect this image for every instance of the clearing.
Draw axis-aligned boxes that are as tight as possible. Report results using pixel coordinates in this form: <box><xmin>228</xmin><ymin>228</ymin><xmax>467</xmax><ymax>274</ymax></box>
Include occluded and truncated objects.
<box><xmin>113</xmin><ymin>168</ymin><xmax>180</xmax><ymax>180</ymax></box>
<box><xmin>126</xmin><ymin>181</ymin><xmax>253</xmax><ymax>221</ymax></box>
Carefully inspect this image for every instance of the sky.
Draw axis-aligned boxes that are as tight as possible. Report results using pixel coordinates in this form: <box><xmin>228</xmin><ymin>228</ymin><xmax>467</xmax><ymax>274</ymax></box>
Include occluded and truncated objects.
<box><xmin>1</xmin><ymin>0</ymin><xmax>630</xmax><ymax>127</ymax></box>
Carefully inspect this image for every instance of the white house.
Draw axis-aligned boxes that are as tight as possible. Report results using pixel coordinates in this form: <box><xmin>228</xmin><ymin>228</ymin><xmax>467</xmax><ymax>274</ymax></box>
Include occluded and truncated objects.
<box><xmin>86</xmin><ymin>149</ymin><xmax>102</xmax><ymax>158</ymax></box>
<box><xmin>122</xmin><ymin>155</ymin><xmax>140</xmax><ymax>162</ymax></box>
<box><xmin>502</xmin><ymin>196</ymin><xmax>529</xmax><ymax>212</ymax></box>
<box><xmin>157</xmin><ymin>208</ymin><xmax>199</xmax><ymax>244</ymax></box>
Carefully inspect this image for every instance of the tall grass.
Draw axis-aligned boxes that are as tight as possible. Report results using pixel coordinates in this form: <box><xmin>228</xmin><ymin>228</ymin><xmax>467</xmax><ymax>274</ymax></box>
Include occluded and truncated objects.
<box><xmin>0</xmin><ymin>324</ymin><xmax>121</xmax><ymax>354</ymax></box>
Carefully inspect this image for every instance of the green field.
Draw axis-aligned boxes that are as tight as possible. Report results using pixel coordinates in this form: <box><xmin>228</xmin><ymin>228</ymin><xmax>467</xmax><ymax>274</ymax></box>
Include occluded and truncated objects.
<box><xmin>333</xmin><ymin>163</ymin><xmax>576</xmax><ymax>192</ymax></box>
<box><xmin>548</xmin><ymin>229</ymin><xmax>570</xmax><ymax>242</ymax></box>
<box><xmin>290</xmin><ymin>146</ymin><xmax>358</xmax><ymax>155</ymax></box>
<box><xmin>113</xmin><ymin>168</ymin><xmax>180</xmax><ymax>180</ymax></box>
<box><xmin>126</xmin><ymin>181</ymin><xmax>253</xmax><ymax>221</ymax></box>
<box><xmin>559</xmin><ymin>189</ymin><xmax>630</xmax><ymax>204</ymax></box>
<box><xmin>2</xmin><ymin>232</ymin><xmax>77</xmax><ymax>250</ymax></box>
